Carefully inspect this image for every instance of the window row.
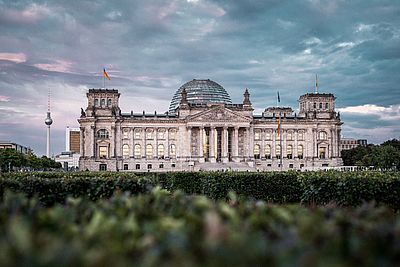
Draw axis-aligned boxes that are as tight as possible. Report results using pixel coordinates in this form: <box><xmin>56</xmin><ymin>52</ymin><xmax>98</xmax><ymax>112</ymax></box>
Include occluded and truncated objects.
<box><xmin>124</xmin><ymin>129</ymin><xmax>177</xmax><ymax>140</ymax></box>
<box><xmin>122</xmin><ymin>144</ymin><xmax>176</xmax><ymax>159</ymax></box>
<box><xmin>254</xmin><ymin>144</ymin><xmax>304</xmax><ymax>159</ymax></box>
<box><xmin>254</xmin><ymin>131</ymin><xmax>305</xmax><ymax>141</ymax></box>
<box><xmin>94</xmin><ymin>98</ymin><xmax>112</xmax><ymax>107</ymax></box>
<box><xmin>123</xmin><ymin>163</ymin><xmax>176</xmax><ymax>170</ymax></box>
<box><xmin>97</xmin><ymin>129</ymin><xmax>178</xmax><ymax>140</ymax></box>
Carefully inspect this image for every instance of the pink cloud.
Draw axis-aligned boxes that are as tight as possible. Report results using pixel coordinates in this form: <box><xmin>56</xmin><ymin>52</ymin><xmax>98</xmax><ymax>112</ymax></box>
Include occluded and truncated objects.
<box><xmin>0</xmin><ymin>95</ymin><xmax>11</xmax><ymax>102</ymax></box>
<box><xmin>34</xmin><ymin>59</ymin><xmax>74</xmax><ymax>73</ymax></box>
<box><xmin>1</xmin><ymin>4</ymin><xmax>50</xmax><ymax>24</ymax></box>
<box><xmin>0</xmin><ymin>52</ymin><xmax>27</xmax><ymax>63</ymax></box>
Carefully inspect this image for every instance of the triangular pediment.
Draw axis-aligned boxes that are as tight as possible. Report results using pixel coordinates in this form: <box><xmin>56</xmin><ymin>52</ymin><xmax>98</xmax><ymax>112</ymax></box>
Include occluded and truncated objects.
<box><xmin>187</xmin><ymin>106</ymin><xmax>252</xmax><ymax>122</ymax></box>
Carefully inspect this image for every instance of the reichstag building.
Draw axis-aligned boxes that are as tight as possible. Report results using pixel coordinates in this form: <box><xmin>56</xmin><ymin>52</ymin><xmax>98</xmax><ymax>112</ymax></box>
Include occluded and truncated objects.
<box><xmin>78</xmin><ymin>79</ymin><xmax>343</xmax><ymax>171</ymax></box>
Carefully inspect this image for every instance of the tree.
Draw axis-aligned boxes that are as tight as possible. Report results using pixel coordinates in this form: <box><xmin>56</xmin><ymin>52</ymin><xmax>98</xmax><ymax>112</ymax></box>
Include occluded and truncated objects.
<box><xmin>0</xmin><ymin>149</ymin><xmax>27</xmax><ymax>171</ymax></box>
<box><xmin>371</xmin><ymin>145</ymin><xmax>400</xmax><ymax>170</ymax></box>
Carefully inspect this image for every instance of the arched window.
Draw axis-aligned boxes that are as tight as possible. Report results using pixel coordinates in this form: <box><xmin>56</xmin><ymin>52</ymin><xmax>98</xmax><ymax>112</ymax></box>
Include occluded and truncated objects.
<box><xmin>122</xmin><ymin>144</ymin><xmax>129</xmax><ymax>158</ymax></box>
<box><xmin>319</xmin><ymin>103</ymin><xmax>323</xmax><ymax>109</ymax></box>
<box><xmin>313</xmin><ymin>102</ymin><xmax>316</xmax><ymax>109</ymax></box>
<box><xmin>158</xmin><ymin>144</ymin><xmax>164</xmax><ymax>159</ymax></box>
<box><xmin>97</xmin><ymin>129</ymin><xmax>109</xmax><ymax>139</ymax></box>
<box><xmin>298</xmin><ymin>145</ymin><xmax>304</xmax><ymax>159</ymax></box>
<box><xmin>101</xmin><ymin>99</ymin><xmax>105</xmax><ymax>107</ymax></box>
<box><xmin>146</xmin><ymin>144</ymin><xmax>153</xmax><ymax>159</ymax></box>
<box><xmin>254</xmin><ymin>144</ymin><xmax>260</xmax><ymax>159</ymax></box>
<box><xmin>107</xmin><ymin>99</ymin><xmax>112</xmax><ymax>106</ymax></box>
<box><xmin>287</xmin><ymin>145</ymin><xmax>293</xmax><ymax>159</ymax></box>
<box><xmin>170</xmin><ymin>144</ymin><xmax>176</xmax><ymax>158</ymax></box>
<box><xmin>265</xmin><ymin>145</ymin><xmax>271</xmax><ymax>159</ymax></box>
<box><xmin>319</xmin><ymin>131</ymin><xmax>327</xmax><ymax>140</ymax></box>
<box><xmin>134</xmin><ymin>144</ymin><xmax>141</xmax><ymax>159</ymax></box>
<box><xmin>94</xmin><ymin>99</ymin><xmax>99</xmax><ymax>107</ymax></box>
<box><xmin>276</xmin><ymin>144</ymin><xmax>281</xmax><ymax>159</ymax></box>
<box><xmin>287</xmin><ymin>131</ymin><xmax>293</xmax><ymax>141</ymax></box>
<box><xmin>325</xmin><ymin>103</ymin><xmax>329</xmax><ymax>109</ymax></box>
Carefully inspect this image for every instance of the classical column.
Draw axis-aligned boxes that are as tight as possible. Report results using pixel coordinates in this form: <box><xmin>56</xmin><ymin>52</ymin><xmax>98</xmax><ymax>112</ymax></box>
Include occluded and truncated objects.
<box><xmin>91</xmin><ymin>125</ymin><xmax>96</xmax><ymax>158</ymax></box>
<box><xmin>80</xmin><ymin>127</ymin><xmax>85</xmax><ymax>157</ymax></box>
<box><xmin>142</xmin><ymin>128</ymin><xmax>146</xmax><ymax>159</ymax></box>
<box><xmin>199</xmin><ymin>127</ymin><xmax>204</xmax><ymax>162</ymax></box>
<box><xmin>209</xmin><ymin>126</ymin><xmax>216</xmax><ymax>163</ymax></box>
<box><xmin>166</xmin><ymin>128</ymin><xmax>170</xmax><ymax>159</ymax></box>
<box><xmin>222</xmin><ymin>127</ymin><xmax>228</xmax><ymax>163</ymax></box>
<box><xmin>294</xmin><ymin>130</ymin><xmax>298</xmax><ymax>158</ymax></box>
<box><xmin>187</xmin><ymin>126</ymin><xmax>192</xmax><ymax>160</ymax></box>
<box><xmin>154</xmin><ymin>128</ymin><xmax>158</xmax><ymax>159</ymax></box>
<box><xmin>245</xmin><ymin>127</ymin><xmax>250</xmax><ymax>160</ymax></box>
<box><xmin>129</xmin><ymin>128</ymin><xmax>134</xmax><ymax>157</ymax></box>
<box><xmin>232</xmin><ymin>127</ymin><xmax>238</xmax><ymax>162</ymax></box>
<box><xmin>261</xmin><ymin>129</ymin><xmax>265</xmax><ymax>159</ymax></box>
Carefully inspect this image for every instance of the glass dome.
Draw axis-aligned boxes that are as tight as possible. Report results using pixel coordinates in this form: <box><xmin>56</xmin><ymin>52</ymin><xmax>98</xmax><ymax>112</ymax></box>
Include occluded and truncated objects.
<box><xmin>169</xmin><ymin>79</ymin><xmax>232</xmax><ymax>113</ymax></box>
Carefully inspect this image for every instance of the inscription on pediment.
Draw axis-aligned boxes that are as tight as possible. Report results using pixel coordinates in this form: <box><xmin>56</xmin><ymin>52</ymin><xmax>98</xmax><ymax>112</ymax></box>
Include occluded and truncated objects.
<box><xmin>190</xmin><ymin>108</ymin><xmax>250</xmax><ymax>122</ymax></box>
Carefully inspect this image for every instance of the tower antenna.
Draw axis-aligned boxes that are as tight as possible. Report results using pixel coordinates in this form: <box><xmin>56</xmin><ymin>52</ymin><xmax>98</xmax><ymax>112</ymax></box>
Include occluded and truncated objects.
<box><xmin>45</xmin><ymin>88</ymin><xmax>53</xmax><ymax>158</ymax></box>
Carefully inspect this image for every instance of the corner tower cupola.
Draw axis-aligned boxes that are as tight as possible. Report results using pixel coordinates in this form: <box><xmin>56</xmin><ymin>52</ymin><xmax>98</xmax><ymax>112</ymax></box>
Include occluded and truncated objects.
<box><xmin>85</xmin><ymin>89</ymin><xmax>121</xmax><ymax>118</ymax></box>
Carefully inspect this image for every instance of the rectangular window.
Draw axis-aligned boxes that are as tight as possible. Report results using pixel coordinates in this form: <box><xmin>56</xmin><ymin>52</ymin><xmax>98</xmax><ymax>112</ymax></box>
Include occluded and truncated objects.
<box><xmin>134</xmin><ymin>131</ymin><xmax>141</xmax><ymax>139</ymax></box>
<box><xmin>123</xmin><ymin>130</ymin><xmax>129</xmax><ymax>139</ymax></box>
<box><xmin>158</xmin><ymin>131</ymin><xmax>165</xmax><ymax>139</ymax></box>
<box><xmin>99</xmin><ymin>164</ymin><xmax>107</xmax><ymax>171</ymax></box>
<box><xmin>123</xmin><ymin>164</ymin><xmax>128</xmax><ymax>170</ymax></box>
<box><xmin>99</xmin><ymin>146</ymin><xmax>108</xmax><ymax>158</ymax></box>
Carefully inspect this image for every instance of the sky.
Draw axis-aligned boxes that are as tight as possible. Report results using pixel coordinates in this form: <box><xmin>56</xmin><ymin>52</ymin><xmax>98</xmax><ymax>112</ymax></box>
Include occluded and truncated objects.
<box><xmin>0</xmin><ymin>0</ymin><xmax>399</xmax><ymax>156</ymax></box>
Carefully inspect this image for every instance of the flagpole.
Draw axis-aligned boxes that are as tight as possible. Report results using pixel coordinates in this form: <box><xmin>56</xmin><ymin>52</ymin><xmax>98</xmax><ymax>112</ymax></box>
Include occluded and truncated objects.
<box><xmin>103</xmin><ymin>72</ymin><xmax>105</xmax><ymax>89</ymax></box>
<box><xmin>280</xmin><ymin>112</ymin><xmax>282</xmax><ymax>171</ymax></box>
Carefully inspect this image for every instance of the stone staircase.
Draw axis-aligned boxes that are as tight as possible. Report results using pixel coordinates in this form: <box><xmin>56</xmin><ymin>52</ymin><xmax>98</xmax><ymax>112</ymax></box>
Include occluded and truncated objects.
<box><xmin>194</xmin><ymin>161</ymin><xmax>255</xmax><ymax>172</ymax></box>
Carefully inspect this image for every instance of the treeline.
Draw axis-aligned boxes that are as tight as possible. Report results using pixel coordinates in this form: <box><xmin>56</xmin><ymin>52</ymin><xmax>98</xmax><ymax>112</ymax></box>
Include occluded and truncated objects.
<box><xmin>0</xmin><ymin>149</ymin><xmax>61</xmax><ymax>172</ymax></box>
<box><xmin>341</xmin><ymin>139</ymin><xmax>400</xmax><ymax>170</ymax></box>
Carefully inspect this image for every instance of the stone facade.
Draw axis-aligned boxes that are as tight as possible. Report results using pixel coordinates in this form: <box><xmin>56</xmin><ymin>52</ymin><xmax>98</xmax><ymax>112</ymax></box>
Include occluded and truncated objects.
<box><xmin>78</xmin><ymin>81</ymin><xmax>343</xmax><ymax>172</ymax></box>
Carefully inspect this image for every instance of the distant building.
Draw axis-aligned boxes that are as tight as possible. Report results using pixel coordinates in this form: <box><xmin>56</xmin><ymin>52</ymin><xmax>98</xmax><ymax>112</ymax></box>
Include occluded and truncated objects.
<box><xmin>78</xmin><ymin>79</ymin><xmax>343</xmax><ymax>172</ymax></box>
<box><xmin>66</xmin><ymin>127</ymin><xmax>80</xmax><ymax>153</ymax></box>
<box><xmin>55</xmin><ymin>151</ymin><xmax>80</xmax><ymax>170</ymax></box>
<box><xmin>0</xmin><ymin>141</ymin><xmax>30</xmax><ymax>154</ymax></box>
<box><xmin>340</xmin><ymin>138</ymin><xmax>368</xmax><ymax>151</ymax></box>
<box><xmin>54</xmin><ymin>127</ymin><xmax>81</xmax><ymax>170</ymax></box>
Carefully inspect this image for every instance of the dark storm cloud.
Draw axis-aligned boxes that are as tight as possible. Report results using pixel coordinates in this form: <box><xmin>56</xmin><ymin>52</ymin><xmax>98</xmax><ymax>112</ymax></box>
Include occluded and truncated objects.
<box><xmin>0</xmin><ymin>0</ymin><xmax>399</xmax><ymax>155</ymax></box>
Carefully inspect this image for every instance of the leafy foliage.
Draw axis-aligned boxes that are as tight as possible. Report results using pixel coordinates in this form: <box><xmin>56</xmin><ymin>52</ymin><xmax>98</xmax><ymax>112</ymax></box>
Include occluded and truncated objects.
<box><xmin>1</xmin><ymin>171</ymin><xmax>399</xmax><ymax>209</ymax></box>
<box><xmin>0</xmin><ymin>190</ymin><xmax>399</xmax><ymax>266</ymax></box>
<box><xmin>0</xmin><ymin>149</ymin><xmax>61</xmax><ymax>171</ymax></box>
<box><xmin>341</xmin><ymin>139</ymin><xmax>400</xmax><ymax>170</ymax></box>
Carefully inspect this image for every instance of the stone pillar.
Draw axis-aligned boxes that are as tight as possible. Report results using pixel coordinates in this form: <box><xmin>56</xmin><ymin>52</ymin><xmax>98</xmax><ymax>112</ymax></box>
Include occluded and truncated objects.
<box><xmin>233</xmin><ymin>127</ymin><xmax>239</xmax><ymax>162</ymax></box>
<box><xmin>244</xmin><ymin>127</ymin><xmax>249</xmax><ymax>159</ymax></box>
<box><xmin>272</xmin><ymin>129</ymin><xmax>276</xmax><ymax>159</ymax></box>
<box><xmin>129</xmin><ymin>128</ymin><xmax>134</xmax><ymax>157</ymax></box>
<box><xmin>166</xmin><ymin>128</ymin><xmax>170</xmax><ymax>158</ymax></box>
<box><xmin>154</xmin><ymin>128</ymin><xmax>158</xmax><ymax>159</ymax></box>
<box><xmin>187</xmin><ymin>127</ymin><xmax>192</xmax><ymax>160</ymax></box>
<box><xmin>261</xmin><ymin>129</ymin><xmax>265</xmax><ymax>159</ymax></box>
<box><xmin>80</xmin><ymin>127</ymin><xmax>85</xmax><ymax>157</ymax></box>
<box><xmin>142</xmin><ymin>128</ymin><xmax>146</xmax><ymax>159</ymax></box>
<box><xmin>199</xmin><ymin>127</ymin><xmax>204</xmax><ymax>163</ymax></box>
<box><xmin>91</xmin><ymin>125</ymin><xmax>96</xmax><ymax>158</ymax></box>
<box><xmin>222</xmin><ymin>127</ymin><xmax>228</xmax><ymax>163</ymax></box>
<box><xmin>209</xmin><ymin>127</ymin><xmax>216</xmax><ymax>163</ymax></box>
<box><xmin>294</xmin><ymin>130</ymin><xmax>298</xmax><ymax>158</ymax></box>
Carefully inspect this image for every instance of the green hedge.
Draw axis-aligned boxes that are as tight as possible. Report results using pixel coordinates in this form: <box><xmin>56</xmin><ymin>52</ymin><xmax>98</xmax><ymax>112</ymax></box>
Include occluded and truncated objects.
<box><xmin>0</xmin><ymin>190</ymin><xmax>399</xmax><ymax>266</ymax></box>
<box><xmin>1</xmin><ymin>171</ymin><xmax>399</xmax><ymax>208</ymax></box>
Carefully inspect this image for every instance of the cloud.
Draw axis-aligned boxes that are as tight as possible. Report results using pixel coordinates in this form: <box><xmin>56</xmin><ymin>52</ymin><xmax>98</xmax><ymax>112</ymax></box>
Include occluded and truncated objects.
<box><xmin>0</xmin><ymin>95</ymin><xmax>10</xmax><ymax>102</ymax></box>
<box><xmin>0</xmin><ymin>53</ymin><xmax>27</xmax><ymax>63</ymax></box>
<box><xmin>0</xmin><ymin>4</ymin><xmax>51</xmax><ymax>25</ymax></box>
<box><xmin>33</xmin><ymin>59</ymin><xmax>74</xmax><ymax>73</ymax></box>
<box><xmin>338</xmin><ymin>104</ymin><xmax>400</xmax><ymax>121</ymax></box>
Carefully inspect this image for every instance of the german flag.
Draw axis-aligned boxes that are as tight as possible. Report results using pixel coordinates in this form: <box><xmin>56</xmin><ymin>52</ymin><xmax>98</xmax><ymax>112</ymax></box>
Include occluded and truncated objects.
<box><xmin>103</xmin><ymin>68</ymin><xmax>111</xmax><ymax>80</ymax></box>
<box><xmin>277</xmin><ymin>114</ymin><xmax>281</xmax><ymax>137</ymax></box>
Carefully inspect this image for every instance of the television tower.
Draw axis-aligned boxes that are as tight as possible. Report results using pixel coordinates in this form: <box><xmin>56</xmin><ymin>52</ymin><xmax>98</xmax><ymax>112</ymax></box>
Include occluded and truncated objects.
<box><xmin>45</xmin><ymin>89</ymin><xmax>53</xmax><ymax>158</ymax></box>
